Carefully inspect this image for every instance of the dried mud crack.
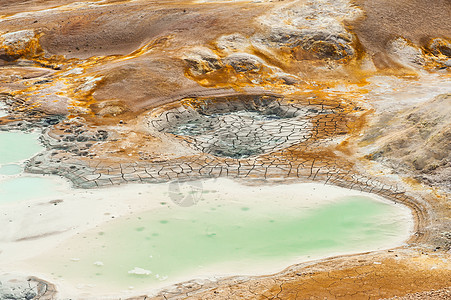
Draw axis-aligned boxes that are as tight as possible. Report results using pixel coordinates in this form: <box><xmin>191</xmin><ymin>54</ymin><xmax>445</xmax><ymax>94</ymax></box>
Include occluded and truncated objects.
<box><xmin>1</xmin><ymin>91</ymin><xmax>441</xmax><ymax>299</ymax></box>
<box><xmin>152</xmin><ymin>95</ymin><xmax>324</xmax><ymax>158</ymax></box>
<box><xmin>0</xmin><ymin>0</ymin><xmax>450</xmax><ymax>299</ymax></box>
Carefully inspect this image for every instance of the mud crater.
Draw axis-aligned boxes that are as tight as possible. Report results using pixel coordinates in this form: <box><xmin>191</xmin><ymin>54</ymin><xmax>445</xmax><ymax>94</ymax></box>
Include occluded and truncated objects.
<box><xmin>149</xmin><ymin>95</ymin><xmax>329</xmax><ymax>159</ymax></box>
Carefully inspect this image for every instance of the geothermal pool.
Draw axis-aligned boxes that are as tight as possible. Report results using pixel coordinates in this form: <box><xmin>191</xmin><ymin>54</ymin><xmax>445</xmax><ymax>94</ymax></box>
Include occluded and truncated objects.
<box><xmin>0</xmin><ymin>131</ymin><xmax>43</xmax><ymax>165</ymax></box>
<box><xmin>0</xmin><ymin>131</ymin><xmax>413</xmax><ymax>296</ymax></box>
<box><xmin>32</xmin><ymin>193</ymin><xmax>413</xmax><ymax>292</ymax></box>
<box><xmin>0</xmin><ymin>131</ymin><xmax>69</xmax><ymax>203</ymax></box>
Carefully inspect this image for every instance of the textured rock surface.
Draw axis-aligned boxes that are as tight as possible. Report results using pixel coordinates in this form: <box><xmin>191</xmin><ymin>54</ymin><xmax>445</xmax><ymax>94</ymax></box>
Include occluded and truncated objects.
<box><xmin>0</xmin><ymin>276</ymin><xmax>56</xmax><ymax>300</ymax></box>
<box><xmin>363</xmin><ymin>94</ymin><xmax>451</xmax><ymax>192</ymax></box>
<box><xmin>0</xmin><ymin>0</ymin><xmax>450</xmax><ymax>299</ymax></box>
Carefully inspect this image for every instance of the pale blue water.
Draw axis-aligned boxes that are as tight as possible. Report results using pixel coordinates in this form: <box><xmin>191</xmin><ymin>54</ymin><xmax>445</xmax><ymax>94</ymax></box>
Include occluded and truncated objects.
<box><xmin>0</xmin><ymin>131</ymin><xmax>43</xmax><ymax>164</ymax></box>
<box><xmin>0</xmin><ymin>164</ymin><xmax>22</xmax><ymax>175</ymax></box>
<box><xmin>33</xmin><ymin>194</ymin><xmax>412</xmax><ymax>291</ymax></box>
<box><xmin>0</xmin><ymin>130</ymin><xmax>413</xmax><ymax>295</ymax></box>
<box><xmin>0</xmin><ymin>176</ymin><xmax>66</xmax><ymax>203</ymax></box>
<box><xmin>0</xmin><ymin>131</ymin><xmax>65</xmax><ymax>203</ymax></box>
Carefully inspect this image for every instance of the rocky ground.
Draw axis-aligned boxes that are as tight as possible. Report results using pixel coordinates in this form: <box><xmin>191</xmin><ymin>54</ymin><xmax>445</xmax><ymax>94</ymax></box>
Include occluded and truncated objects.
<box><xmin>362</xmin><ymin>94</ymin><xmax>451</xmax><ymax>193</ymax></box>
<box><xmin>0</xmin><ymin>275</ymin><xmax>56</xmax><ymax>300</ymax></box>
<box><xmin>0</xmin><ymin>0</ymin><xmax>450</xmax><ymax>299</ymax></box>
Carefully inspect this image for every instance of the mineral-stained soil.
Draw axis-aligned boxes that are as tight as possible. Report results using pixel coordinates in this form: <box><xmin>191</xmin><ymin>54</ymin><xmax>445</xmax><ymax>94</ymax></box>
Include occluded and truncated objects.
<box><xmin>362</xmin><ymin>94</ymin><xmax>451</xmax><ymax>193</ymax></box>
<box><xmin>353</xmin><ymin>0</ymin><xmax>451</xmax><ymax>54</ymax></box>
<box><xmin>0</xmin><ymin>0</ymin><xmax>450</xmax><ymax>299</ymax></box>
<box><xmin>147</xmin><ymin>249</ymin><xmax>451</xmax><ymax>300</ymax></box>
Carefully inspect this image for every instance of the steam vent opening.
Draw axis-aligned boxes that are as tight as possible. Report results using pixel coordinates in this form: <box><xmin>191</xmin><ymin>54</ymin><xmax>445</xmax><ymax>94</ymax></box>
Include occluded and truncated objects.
<box><xmin>150</xmin><ymin>95</ymin><xmax>328</xmax><ymax>159</ymax></box>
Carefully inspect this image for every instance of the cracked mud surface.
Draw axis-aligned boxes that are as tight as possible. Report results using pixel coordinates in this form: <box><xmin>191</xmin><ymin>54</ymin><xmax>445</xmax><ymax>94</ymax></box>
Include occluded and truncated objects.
<box><xmin>153</xmin><ymin>96</ymin><xmax>316</xmax><ymax>159</ymax></box>
<box><xmin>0</xmin><ymin>0</ymin><xmax>450</xmax><ymax>299</ymax></box>
<box><xmin>147</xmin><ymin>250</ymin><xmax>451</xmax><ymax>300</ymax></box>
<box><xmin>0</xmin><ymin>275</ymin><xmax>56</xmax><ymax>300</ymax></box>
<box><xmin>4</xmin><ymin>91</ymin><xmax>444</xmax><ymax>299</ymax></box>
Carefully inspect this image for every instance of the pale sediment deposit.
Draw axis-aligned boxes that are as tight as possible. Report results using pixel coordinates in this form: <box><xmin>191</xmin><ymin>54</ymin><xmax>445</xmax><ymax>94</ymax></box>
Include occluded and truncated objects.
<box><xmin>0</xmin><ymin>0</ymin><xmax>450</xmax><ymax>299</ymax></box>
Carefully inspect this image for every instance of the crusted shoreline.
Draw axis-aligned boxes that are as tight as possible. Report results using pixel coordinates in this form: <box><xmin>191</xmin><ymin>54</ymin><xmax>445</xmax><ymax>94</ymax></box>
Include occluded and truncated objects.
<box><xmin>0</xmin><ymin>0</ymin><xmax>450</xmax><ymax>298</ymax></box>
<box><xmin>1</xmin><ymin>85</ymin><xmax>449</xmax><ymax>300</ymax></box>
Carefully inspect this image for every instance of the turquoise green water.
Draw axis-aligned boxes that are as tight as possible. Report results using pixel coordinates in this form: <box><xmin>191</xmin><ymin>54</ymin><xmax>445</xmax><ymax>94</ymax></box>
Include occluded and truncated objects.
<box><xmin>34</xmin><ymin>195</ymin><xmax>411</xmax><ymax>291</ymax></box>
<box><xmin>0</xmin><ymin>164</ymin><xmax>22</xmax><ymax>175</ymax></box>
<box><xmin>0</xmin><ymin>130</ymin><xmax>412</xmax><ymax>293</ymax></box>
<box><xmin>0</xmin><ymin>131</ymin><xmax>65</xmax><ymax>203</ymax></box>
<box><xmin>0</xmin><ymin>131</ymin><xmax>43</xmax><ymax>164</ymax></box>
<box><xmin>0</xmin><ymin>176</ymin><xmax>66</xmax><ymax>203</ymax></box>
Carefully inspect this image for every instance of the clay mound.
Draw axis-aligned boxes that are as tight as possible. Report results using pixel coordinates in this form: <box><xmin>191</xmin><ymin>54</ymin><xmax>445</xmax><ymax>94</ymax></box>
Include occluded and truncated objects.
<box><xmin>368</xmin><ymin>94</ymin><xmax>451</xmax><ymax>190</ymax></box>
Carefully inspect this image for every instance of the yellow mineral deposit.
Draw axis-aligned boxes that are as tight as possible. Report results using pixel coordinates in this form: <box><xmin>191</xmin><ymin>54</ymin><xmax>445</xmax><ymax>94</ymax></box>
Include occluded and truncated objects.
<box><xmin>0</xmin><ymin>0</ymin><xmax>450</xmax><ymax>299</ymax></box>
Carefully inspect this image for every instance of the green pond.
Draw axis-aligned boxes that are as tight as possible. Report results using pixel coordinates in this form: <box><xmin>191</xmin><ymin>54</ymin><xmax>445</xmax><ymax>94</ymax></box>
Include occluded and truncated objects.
<box><xmin>0</xmin><ymin>176</ymin><xmax>69</xmax><ymax>203</ymax></box>
<box><xmin>0</xmin><ymin>130</ymin><xmax>413</xmax><ymax>293</ymax></box>
<box><xmin>33</xmin><ymin>193</ymin><xmax>412</xmax><ymax>291</ymax></box>
<box><xmin>0</xmin><ymin>164</ymin><xmax>22</xmax><ymax>175</ymax></box>
<box><xmin>0</xmin><ymin>131</ymin><xmax>68</xmax><ymax>203</ymax></box>
<box><xmin>0</xmin><ymin>131</ymin><xmax>43</xmax><ymax>164</ymax></box>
